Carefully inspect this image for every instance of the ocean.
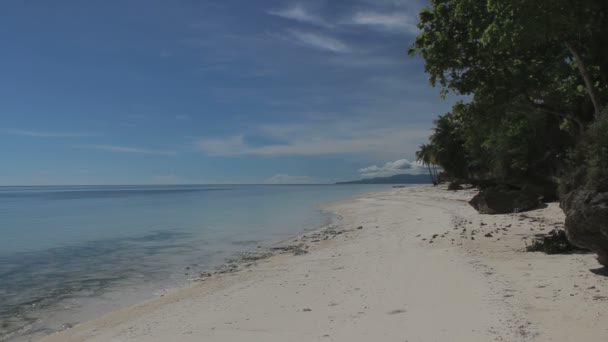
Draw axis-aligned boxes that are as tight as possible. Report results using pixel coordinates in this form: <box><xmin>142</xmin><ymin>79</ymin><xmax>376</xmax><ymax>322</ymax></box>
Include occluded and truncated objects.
<box><xmin>0</xmin><ymin>184</ymin><xmax>391</xmax><ymax>341</ymax></box>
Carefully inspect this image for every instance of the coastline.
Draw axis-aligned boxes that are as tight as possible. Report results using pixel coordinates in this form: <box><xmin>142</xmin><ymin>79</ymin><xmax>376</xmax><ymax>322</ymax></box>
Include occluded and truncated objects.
<box><xmin>39</xmin><ymin>185</ymin><xmax>608</xmax><ymax>342</ymax></box>
<box><xmin>2</xmin><ymin>184</ymin><xmax>390</xmax><ymax>342</ymax></box>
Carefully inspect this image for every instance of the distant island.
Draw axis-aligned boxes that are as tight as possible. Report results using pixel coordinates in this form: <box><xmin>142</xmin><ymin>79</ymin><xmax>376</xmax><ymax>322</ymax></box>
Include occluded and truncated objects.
<box><xmin>336</xmin><ymin>173</ymin><xmax>431</xmax><ymax>185</ymax></box>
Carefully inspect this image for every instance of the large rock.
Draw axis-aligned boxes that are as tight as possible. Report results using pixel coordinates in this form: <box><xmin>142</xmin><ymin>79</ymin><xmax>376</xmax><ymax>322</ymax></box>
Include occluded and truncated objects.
<box><xmin>561</xmin><ymin>189</ymin><xmax>608</xmax><ymax>266</ymax></box>
<box><xmin>448</xmin><ymin>182</ymin><xmax>464</xmax><ymax>191</ymax></box>
<box><xmin>523</xmin><ymin>181</ymin><xmax>559</xmax><ymax>203</ymax></box>
<box><xmin>469</xmin><ymin>186</ymin><xmax>542</xmax><ymax>214</ymax></box>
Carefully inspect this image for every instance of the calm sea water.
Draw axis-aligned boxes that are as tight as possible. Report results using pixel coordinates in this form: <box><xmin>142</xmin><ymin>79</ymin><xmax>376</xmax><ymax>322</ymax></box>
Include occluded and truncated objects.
<box><xmin>0</xmin><ymin>184</ymin><xmax>391</xmax><ymax>341</ymax></box>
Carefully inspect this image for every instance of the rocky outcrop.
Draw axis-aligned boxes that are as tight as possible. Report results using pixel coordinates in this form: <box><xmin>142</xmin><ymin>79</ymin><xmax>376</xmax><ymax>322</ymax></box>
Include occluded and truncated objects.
<box><xmin>561</xmin><ymin>189</ymin><xmax>608</xmax><ymax>266</ymax></box>
<box><xmin>448</xmin><ymin>182</ymin><xmax>464</xmax><ymax>191</ymax></box>
<box><xmin>469</xmin><ymin>179</ymin><xmax>558</xmax><ymax>202</ymax></box>
<box><xmin>469</xmin><ymin>186</ymin><xmax>542</xmax><ymax>214</ymax></box>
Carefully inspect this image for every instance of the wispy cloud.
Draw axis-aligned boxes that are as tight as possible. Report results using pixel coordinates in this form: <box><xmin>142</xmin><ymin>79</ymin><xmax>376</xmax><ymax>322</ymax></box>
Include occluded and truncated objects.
<box><xmin>282</xmin><ymin>30</ymin><xmax>352</xmax><ymax>53</ymax></box>
<box><xmin>268</xmin><ymin>3</ymin><xmax>419</xmax><ymax>35</ymax></box>
<box><xmin>345</xmin><ymin>11</ymin><xmax>418</xmax><ymax>34</ymax></box>
<box><xmin>8</xmin><ymin>129</ymin><xmax>96</xmax><ymax>138</ymax></box>
<box><xmin>194</xmin><ymin>121</ymin><xmax>431</xmax><ymax>160</ymax></box>
<box><xmin>268</xmin><ymin>3</ymin><xmax>331</xmax><ymax>28</ymax></box>
<box><xmin>86</xmin><ymin>145</ymin><xmax>177</xmax><ymax>155</ymax></box>
<box><xmin>264</xmin><ymin>174</ymin><xmax>315</xmax><ymax>184</ymax></box>
<box><xmin>195</xmin><ymin>135</ymin><xmax>248</xmax><ymax>156</ymax></box>
<box><xmin>358</xmin><ymin>159</ymin><xmax>425</xmax><ymax>177</ymax></box>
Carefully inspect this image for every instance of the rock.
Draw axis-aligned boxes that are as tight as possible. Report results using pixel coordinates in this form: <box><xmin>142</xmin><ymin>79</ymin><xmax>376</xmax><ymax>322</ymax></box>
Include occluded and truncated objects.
<box><xmin>240</xmin><ymin>251</ymin><xmax>273</xmax><ymax>262</ymax></box>
<box><xmin>61</xmin><ymin>323</ymin><xmax>75</xmax><ymax>330</ymax></box>
<box><xmin>469</xmin><ymin>186</ymin><xmax>542</xmax><ymax>215</ymax></box>
<box><xmin>522</xmin><ymin>181</ymin><xmax>559</xmax><ymax>202</ymax></box>
<box><xmin>270</xmin><ymin>244</ymin><xmax>308</xmax><ymax>255</ymax></box>
<box><xmin>561</xmin><ymin>189</ymin><xmax>608</xmax><ymax>265</ymax></box>
<box><xmin>448</xmin><ymin>182</ymin><xmax>464</xmax><ymax>191</ymax></box>
<box><xmin>484</xmin><ymin>233</ymin><xmax>493</xmax><ymax>237</ymax></box>
<box><xmin>293</xmin><ymin>248</ymin><xmax>309</xmax><ymax>256</ymax></box>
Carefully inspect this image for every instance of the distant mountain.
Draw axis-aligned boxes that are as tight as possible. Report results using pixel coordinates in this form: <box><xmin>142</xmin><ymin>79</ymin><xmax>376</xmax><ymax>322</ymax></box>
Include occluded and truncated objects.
<box><xmin>335</xmin><ymin>173</ymin><xmax>431</xmax><ymax>184</ymax></box>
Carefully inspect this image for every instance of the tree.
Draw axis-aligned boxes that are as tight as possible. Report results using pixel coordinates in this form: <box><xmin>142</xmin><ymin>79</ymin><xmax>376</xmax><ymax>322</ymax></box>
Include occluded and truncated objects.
<box><xmin>428</xmin><ymin>112</ymin><xmax>469</xmax><ymax>180</ymax></box>
<box><xmin>415</xmin><ymin>144</ymin><xmax>439</xmax><ymax>185</ymax></box>
<box><xmin>409</xmin><ymin>0</ymin><xmax>608</xmax><ymax>133</ymax></box>
<box><xmin>409</xmin><ymin>0</ymin><xmax>608</xmax><ymax>263</ymax></box>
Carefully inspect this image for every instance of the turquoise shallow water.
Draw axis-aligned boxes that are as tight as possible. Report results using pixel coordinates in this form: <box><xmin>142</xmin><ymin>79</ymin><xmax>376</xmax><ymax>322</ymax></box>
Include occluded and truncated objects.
<box><xmin>0</xmin><ymin>184</ymin><xmax>391</xmax><ymax>341</ymax></box>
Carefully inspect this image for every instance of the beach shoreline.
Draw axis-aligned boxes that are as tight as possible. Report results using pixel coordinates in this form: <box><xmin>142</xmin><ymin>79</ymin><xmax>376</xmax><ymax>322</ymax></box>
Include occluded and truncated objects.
<box><xmin>39</xmin><ymin>185</ymin><xmax>608</xmax><ymax>342</ymax></box>
<box><xmin>2</xmin><ymin>184</ymin><xmax>391</xmax><ymax>342</ymax></box>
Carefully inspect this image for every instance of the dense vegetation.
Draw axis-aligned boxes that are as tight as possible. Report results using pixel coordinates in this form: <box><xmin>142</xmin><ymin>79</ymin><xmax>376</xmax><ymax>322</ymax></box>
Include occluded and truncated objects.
<box><xmin>410</xmin><ymin>0</ymin><xmax>608</xmax><ymax>190</ymax></box>
<box><xmin>410</xmin><ymin>0</ymin><xmax>608</xmax><ymax>262</ymax></box>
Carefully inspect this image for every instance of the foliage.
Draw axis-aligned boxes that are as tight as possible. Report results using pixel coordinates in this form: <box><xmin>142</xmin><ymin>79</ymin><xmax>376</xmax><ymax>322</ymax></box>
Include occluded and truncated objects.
<box><xmin>409</xmin><ymin>0</ymin><xmax>608</xmax><ymax>127</ymax></box>
<box><xmin>429</xmin><ymin>112</ymin><xmax>468</xmax><ymax>179</ymax></box>
<box><xmin>417</xmin><ymin>97</ymin><xmax>571</xmax><ymax>184</ymax></box>
<box><xmin>415</xmin><ymin>144</ymin><xmax>440</xmax><ymax>184</ymax></box>
<box><xmin>411</xmin><ymin>0</ymin><xmax>608</xmax><ymax>188</ymax></box>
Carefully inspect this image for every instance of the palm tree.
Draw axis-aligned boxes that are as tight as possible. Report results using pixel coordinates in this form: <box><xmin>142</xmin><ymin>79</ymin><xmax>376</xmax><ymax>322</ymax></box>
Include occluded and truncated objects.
<box><xmin>416</xmin><ymin>144</ymin><xmax>438</xmax><ymax>185</ymax></box>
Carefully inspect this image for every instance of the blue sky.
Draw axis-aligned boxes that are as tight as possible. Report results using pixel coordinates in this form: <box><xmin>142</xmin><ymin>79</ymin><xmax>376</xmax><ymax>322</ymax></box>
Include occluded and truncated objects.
<box><xmin>0</xmin><ymin>0</ymin><xmax>454</xmax><ymax>185</ymax></box>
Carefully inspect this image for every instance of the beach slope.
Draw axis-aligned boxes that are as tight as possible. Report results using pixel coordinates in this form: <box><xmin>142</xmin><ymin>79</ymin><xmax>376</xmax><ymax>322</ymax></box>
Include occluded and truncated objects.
<box><xmin>40</xmin><ymin>186</ymin><xmax>608</xmax><ymax>342</ymax></box>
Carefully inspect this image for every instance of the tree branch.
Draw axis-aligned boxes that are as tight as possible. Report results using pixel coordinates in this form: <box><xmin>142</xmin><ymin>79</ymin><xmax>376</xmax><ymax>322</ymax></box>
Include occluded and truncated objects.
<box><xmin>566</xmin><ymin>42</ymin><xmax>603</xmax><ymax>120</ymax></box>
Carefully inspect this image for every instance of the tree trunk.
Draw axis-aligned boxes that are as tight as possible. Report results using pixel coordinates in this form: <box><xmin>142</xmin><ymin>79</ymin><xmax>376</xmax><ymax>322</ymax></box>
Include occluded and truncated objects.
<box><xmin>426</xmin><ymin>164</ymin><xmax>436</xmax><ymax>185</ymax></box>
<box><xmin>566</xmin><ymin>42</ymin><xmax>603</xmax><ymax>120</ymax></box>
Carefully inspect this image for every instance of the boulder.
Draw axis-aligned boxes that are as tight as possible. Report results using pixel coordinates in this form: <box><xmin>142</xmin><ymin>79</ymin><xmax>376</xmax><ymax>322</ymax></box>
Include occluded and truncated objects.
<box><xmin>448</xmin><ymin>182</ymin><xmax>464</xmax><ymax>191</ymax></box>
<box><xmin>469</xmin><ymin>186</ymin><xmax>542</xmax><ymax>214</ymax></box>
<box><xmin>561</xmin><ymin>189</ymin><xmax>608</xmax><ymax>266</ymax></box>
<box><xmin>522</xmin><ymin>181</ymin><xmax>559</xmax><ymax>203</ymax></box>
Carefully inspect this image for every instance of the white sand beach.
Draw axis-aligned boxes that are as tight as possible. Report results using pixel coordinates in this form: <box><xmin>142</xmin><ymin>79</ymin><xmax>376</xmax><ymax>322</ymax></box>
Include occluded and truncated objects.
<box><xmin>40</xmin><ymin>185</ymin><xmax>608</xmax><ymax>342</ymax></box>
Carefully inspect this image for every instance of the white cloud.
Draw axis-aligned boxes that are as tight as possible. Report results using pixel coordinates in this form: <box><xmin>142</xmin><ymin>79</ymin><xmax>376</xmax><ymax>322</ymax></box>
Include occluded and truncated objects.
<box><xmin>268</xmin><ymin>3</ymin><xmax>331</xmax><ymax>28</ymax></box>
<box><xmin>87</xmin><ymin>145</ymin><xmax>177</xmax><ymax>155</ymax></box>
<box><xmin>345</xmin><ymin>11</ymin><xmax>418</xmax><ymax>34</ymax></box>
<box><xmin>264</xmin><ymin>174</ymin><xmax>315</xmax><ymax>184</ymax></box>
<box><xmin>282</xmin><ymin>30</ymin><xmax>352</xmax><ymax>53</ymax></box>
<box><xmin>358</xmin><ymin>159</ymin><xmax>426</xmax><ymax>177</ymax></box>
<box><xmin>8</xmin><ymin>129</ymin><xmax>96</xmax><ymax>138</ymax></box>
